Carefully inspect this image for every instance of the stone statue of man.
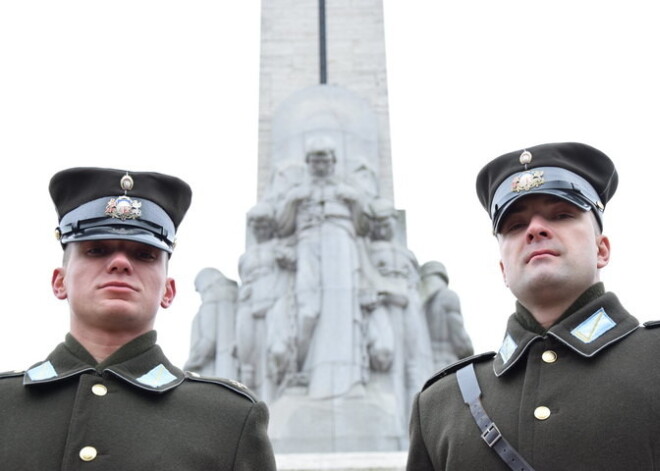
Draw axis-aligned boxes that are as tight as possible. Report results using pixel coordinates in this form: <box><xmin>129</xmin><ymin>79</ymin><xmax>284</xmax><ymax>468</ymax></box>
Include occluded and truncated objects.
<box><xmin>185</xmin><ymin>268</ymin><xmax>238</xmax><ymax>377</ymax></box>
<box><xmin>276</xmin><ymin>135</ymin><xmax>368</xmax><ymax>399</ymax></box>
<box><xmin>419</xmin><ymin>261</ymin><xmax>473</xmax><ymax>369</ymax></box>
<box><xmin>362</xmin><ymin>198</ymin><xmax>434</xmax><ymax>426</ymax></box>
<box><xmin>236</xmin><ymin>202</ymin><xmax>296</xmax><ymax>401</ymax></box>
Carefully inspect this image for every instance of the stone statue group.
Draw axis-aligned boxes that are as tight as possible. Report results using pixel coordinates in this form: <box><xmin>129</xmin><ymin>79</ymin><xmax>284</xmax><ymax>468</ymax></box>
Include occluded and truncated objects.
<box><xmin>185</xmin><ymin>135</ymin><xmax>473</xmax><ymax>445</ymax></box>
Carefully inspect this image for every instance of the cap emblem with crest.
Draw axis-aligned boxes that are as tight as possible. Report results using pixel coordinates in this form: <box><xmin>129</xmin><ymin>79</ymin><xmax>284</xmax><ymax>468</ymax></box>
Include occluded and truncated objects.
<box><xmin>511</xmin><ymin>150</ymin><xmax>545</xmax><ymax>192</ymax></box>
<box><xmin>104</xmin><ymin>173</ymin><xmax>142</xmax><ymax>220</ymax></box>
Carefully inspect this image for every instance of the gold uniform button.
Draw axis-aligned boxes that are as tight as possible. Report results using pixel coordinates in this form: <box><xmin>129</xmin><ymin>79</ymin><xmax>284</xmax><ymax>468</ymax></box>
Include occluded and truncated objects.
<box><xmin>542</xmin><ymin>350</ymin><xmax>558</xmax><ymax>363</ymax></box>
<box><xmin>92</xmin><ymin>384</ymin><xmax>108</xmax><ymax>396</ymax></box>
<box><xmin>79</xmin><ymin>446</ymin><xmax>98</xmax><ymax>461</ymax></box>
<box><xmin>534</xmin><ymin>406</ymin><xmax>551</xmax><ymax>420</ymax></box>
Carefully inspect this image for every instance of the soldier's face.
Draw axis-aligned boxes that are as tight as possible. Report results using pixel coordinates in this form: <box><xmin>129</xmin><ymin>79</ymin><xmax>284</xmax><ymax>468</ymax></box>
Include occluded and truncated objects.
<box><xmin>497</xmin><ymin>195</ymin><xmax>610</xmax><ymax>308</ymax></box>
<box><xmin>51</xmin><ymin>240</ymin><xmax>175</xmax><ymax>337</ymax></box>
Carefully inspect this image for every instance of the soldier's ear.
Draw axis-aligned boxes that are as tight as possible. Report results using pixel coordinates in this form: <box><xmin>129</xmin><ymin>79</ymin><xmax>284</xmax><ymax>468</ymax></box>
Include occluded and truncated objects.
<box><xmin>596</xmin><ymin>234</ymin><xmax>610</xmax><ymax>269</ymax></box>
<box><xmin>161</xmin><ymin>278</ymin><xmax>176</xmax><ymax>308</ymax></box>
<box><xmin>52</xmin><ymin>268</ymin><xmax>68</xmax><ymax>300</ymax></box>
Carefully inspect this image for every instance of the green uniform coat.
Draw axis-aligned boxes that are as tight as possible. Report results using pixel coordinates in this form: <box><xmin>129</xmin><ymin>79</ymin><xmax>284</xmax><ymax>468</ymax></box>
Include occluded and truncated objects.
<box><xmin>407</xmin><ymin>285</ymin><xmax>660</xmax><ymax>470</ymax></box>
<box><xmin>0</xmin><ymin>331</ymin><xmax>276</xmax><ymax>470</ymax></box>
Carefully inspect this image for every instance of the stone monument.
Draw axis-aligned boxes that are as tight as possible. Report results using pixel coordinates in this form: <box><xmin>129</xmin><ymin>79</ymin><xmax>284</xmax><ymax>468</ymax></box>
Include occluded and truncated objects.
<box><xmin>185</xmin><ymin>0</ymin><xmax>473</xmax><ymax>453</ymax></box>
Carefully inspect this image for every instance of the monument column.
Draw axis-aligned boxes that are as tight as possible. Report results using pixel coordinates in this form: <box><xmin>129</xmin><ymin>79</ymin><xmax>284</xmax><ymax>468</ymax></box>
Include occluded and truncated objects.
<box><xmin>257</xmin><ymin>0</ymin><xmax>393</xmax><ymax>203</ymax></box>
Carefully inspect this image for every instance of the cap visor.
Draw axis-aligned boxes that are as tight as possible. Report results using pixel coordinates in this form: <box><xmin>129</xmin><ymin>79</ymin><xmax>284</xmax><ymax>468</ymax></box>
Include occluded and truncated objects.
<box><xmin>493</xmin><ymin>189</ymin><xmax>593</xmax><ymax>233</ymax></box>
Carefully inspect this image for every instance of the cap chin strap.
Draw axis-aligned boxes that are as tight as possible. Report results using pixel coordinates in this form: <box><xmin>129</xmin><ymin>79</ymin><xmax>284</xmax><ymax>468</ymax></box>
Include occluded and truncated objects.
<box><xmin>58</xmin><ymin>217</ymin><xmax>173</xmax><ymax>247</ymax></box>
<box><xmin>456</xmin><ymin>363</ymin><xmax>536</xmax><ymax>471</ymax></box>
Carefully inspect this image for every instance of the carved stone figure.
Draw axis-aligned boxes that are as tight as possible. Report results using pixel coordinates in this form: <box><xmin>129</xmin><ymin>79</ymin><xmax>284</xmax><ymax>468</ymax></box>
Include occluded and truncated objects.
<box><xmin>184</xmin><ymin>268</ymin><xmax>238</xmax><ymax>377</ymax></box>
<box><xmin>236</xmin><ymin>202</ymin><xmax>296</xmax><ymax>402</ymax></box>
<box><xmin>185</xmin><ymin>135</ymin><xmax>473</xmax><ymax>453</ymax></box>
<box><xmin>419</xmin><ymin>261</ymin><xmax>474</xmax><ymax>369</ymax></box>
<box><xmin>275</xmin><ymin>136</ymin><xmax>369</xmax><ymax>399</ymax></box>
<box><xmin>362</xmin><ymin>199</ymin><xmax>434</xmax><ymax>429</ymax></box>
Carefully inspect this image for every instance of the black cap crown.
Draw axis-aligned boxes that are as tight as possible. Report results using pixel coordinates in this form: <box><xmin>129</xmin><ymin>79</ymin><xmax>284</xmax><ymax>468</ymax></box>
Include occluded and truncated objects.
<box><xmin>476</xmin><ymin>142</ymin><xmax>618</xmax><ymax>233</ymax></box>
<box><xmin>50</xmin><ymin>167</ymin><xmax>192</xmax><ymax>253</ymax></box>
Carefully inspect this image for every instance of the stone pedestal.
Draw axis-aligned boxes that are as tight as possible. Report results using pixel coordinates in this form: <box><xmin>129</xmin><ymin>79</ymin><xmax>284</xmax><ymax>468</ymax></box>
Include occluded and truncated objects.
<box><xmin>269</xmin><ymin>381</ymin><xmax>407</xmax><ymax>453</ymax></box>
<box><xmin>275</xmin><ymin>451</ymin><xmax>407</xmax><ymax>471</ymax></box>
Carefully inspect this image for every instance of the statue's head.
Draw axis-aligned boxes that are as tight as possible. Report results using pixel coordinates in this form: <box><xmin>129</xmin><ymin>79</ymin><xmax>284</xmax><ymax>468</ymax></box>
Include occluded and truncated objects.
<box><xmin>195</xmin><ymin>267</ymin><xmax>228</xmax><ymax>293</ymax></box>
<box><xmin>305</xmin><ymin>136</ymin><xmax>337</xmax><ymax>178</ymax></box>
<box><xmin>420</xmin><ymin>261</ymin><xmax>449</xmax><ymax>285</ymax></box>
<box><xmin>368</xmin><ymin>198</ymin><xmax>397</xmax><ymax>242</ymax></box>
<box><xmin>247</xmin><ymin>202</ymin><xmax>276</xmax><ymax>242</ymax></box>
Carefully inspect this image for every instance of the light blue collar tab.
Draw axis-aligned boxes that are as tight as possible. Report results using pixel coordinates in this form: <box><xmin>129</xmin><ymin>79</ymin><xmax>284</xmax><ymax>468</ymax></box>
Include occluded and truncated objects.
<box><xmin>136</xmin><ymin>364</ymin><xmax>177</xmax><ymax>388</ymax></box>
<box><xmin>27</xmin><ymin>361</ymin><xmax>58</xmax><ymax>381</ymax></box>
<box><xmin>570</xmin><ymin>308</ymin><xmax>616</xmax><ymax>343</ymax></box>
<box><xmin>498</xmin><ymin>334</ymin><xmax>517</xmax><ymax>364</ymax></box>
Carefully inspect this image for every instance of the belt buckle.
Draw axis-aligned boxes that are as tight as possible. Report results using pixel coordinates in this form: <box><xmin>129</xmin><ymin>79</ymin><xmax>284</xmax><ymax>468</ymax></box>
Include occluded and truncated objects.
<box><xmin>481</xmin><ymin>422</ymin><xmax>502</xmax><ymax>447</ymax></box>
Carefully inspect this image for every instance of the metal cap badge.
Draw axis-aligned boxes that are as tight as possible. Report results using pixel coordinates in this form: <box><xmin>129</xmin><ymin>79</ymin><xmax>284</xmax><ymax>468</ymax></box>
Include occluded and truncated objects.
<box><xmin>105</xmin><ymin>173</ymin><xmax>142</xmax><ymax>221</ymax></box>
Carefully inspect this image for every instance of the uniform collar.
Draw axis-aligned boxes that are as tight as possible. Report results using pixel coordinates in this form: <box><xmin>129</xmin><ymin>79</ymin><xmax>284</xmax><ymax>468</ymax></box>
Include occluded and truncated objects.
<box><xmin>24</xmin><ymin>331</ymin><xmax>185</xmax><ymax>393</ymax></box>
<box><xmin>494</xmin><ymin>286</ymin><xmax>639</xmax><ymax>377</ymax></box>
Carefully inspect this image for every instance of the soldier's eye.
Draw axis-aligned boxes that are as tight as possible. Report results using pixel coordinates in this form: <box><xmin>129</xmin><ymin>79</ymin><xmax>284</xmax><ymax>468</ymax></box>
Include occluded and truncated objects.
<box><xmin>500</xmin><ymin>220</ymin><xmax>525</xmax><ymax>234</ymax></box>
<box><xmin>136</xmin><ymin>250</ymin><xmax>158</xmax><ymax>262</ymax></box>
<box><xmin>85</xmin><ymin>245</ymin><xmax>107</xmax><ymax>256</ymax></box>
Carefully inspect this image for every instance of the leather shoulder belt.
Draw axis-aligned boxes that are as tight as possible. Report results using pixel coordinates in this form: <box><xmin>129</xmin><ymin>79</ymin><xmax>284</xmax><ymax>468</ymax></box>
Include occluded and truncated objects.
<box><xmin>456</xmin><ymin>363</ymin><xmax>536</xmax><ymax>471</ymax></box>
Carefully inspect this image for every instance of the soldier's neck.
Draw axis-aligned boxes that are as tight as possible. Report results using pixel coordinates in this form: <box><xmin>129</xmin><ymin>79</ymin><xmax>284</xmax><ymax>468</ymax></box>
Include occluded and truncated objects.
<box><xmin>516</xmin><ymin>283</ymin><xmax>605</xmax><ymax>331</ymax></box>
<box><xmin>527</xmin><ymin>304</ymin><xmax>572</xmax><ymax>330</ymax></box>
<box><xmin>68</xmin><ymin>326</ymin><xmax>149</xmax><ymax>363</ymax></box>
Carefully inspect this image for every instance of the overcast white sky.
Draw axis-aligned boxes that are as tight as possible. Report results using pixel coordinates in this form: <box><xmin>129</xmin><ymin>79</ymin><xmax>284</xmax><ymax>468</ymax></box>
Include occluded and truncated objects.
<box><xmin>0</xmin><ymin>1</ymin><xmax>658</xmax><ymax>373</ymax></box>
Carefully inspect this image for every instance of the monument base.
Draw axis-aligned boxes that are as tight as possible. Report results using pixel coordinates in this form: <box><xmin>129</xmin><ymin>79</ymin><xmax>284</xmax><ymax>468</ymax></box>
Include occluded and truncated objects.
<box><xmin>269</xmin><ymin>379</ymin><xmax>408</xmax><ymax>453</ymax></box>
<box><xmin>275</xmin><ymin>451</ymin><xmax>407</xmax><ymax>471</ymax></box>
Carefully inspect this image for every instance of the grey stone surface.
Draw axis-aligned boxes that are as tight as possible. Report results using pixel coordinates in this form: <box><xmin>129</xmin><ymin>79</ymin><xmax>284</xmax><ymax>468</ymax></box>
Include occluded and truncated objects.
<box><xmin>268</xmin><ymin>86</ymin><xmax>381</xmax><ymax>200</ymax></box>
<box><xmin>362</xmin><ymin>198</ymin><xmax>434</xmax><ymax>429</ymax></box>
<box><xmin>258</xmin><ymin>0</ymin><xmax>393</xmax><ymax>202</ymax></box>
<box><xmin>186</xmin><ymin>124</ymin><xmax>473</xmax><ymax>452</ymax></box>
<box><xmin>420</xmin><ymin>261</ymin><xmax>474</xmax><ymax>370</ymax></box>
<box><xmin>275</xmin><ymin>451</ymin><xmax>407</xmax><ymax>471</ymax></box>
<box><xmin>268</xmin><ymin>383</ymin><xmax>404</xmax><ymax>453</ymax></box>
<box><xmin>275</xmin><ymin>135</ymin><xmax>368</xmax><ymax>401</ymax></box>
<box><xmin>184</xmin><ymin>268</ymin><xmax>238</xmax><ymax>377</ymax></box>
<box><xmin>235</xmin><ymin>202</ymin><xmax>296</xmax><ymax>402</ymax></box>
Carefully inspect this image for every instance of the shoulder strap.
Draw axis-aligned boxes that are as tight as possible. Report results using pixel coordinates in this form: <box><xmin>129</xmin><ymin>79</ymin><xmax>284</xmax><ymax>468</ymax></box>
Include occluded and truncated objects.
<box><xmin>643</xmin><ymin>320</ymin><xmax>660</xmax><ymax>329</ymax></box>
<box><xmin>184</xmin><ymin>371</ymin><xmax>258</xmax><ymax>403</ymax></box>
<box><xmin>0</xmin><ymin>370</ymin><xmax>24</xmax><ymax>380</ymax></box>
<box><xmin>456</xmin><ymin>363</ymin><xmax>536</xmax><ymax>471</ymax></box>
<box><xmin>422</xmin><ymin>351</ymin><xmax>496</xmax><ymax>391</ymax></box>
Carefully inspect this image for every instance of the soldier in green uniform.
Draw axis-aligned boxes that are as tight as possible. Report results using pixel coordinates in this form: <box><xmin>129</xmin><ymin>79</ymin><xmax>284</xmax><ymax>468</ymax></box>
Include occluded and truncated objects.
<box><xmin>0</xmin><ymin>167</ymin><xmax>276</xmax><ymax>470</ymax></box>
<box><xmin>407</xmin><ymin>143</ymin><xmax>660</xmax><ymax>470</ymax></box>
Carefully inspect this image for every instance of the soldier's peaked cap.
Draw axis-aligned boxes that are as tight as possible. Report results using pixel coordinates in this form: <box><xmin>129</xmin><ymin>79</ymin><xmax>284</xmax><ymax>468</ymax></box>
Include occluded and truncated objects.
<box><xmin>49</xmin><ymin>167</ymin><xmax>192</xmax><ymax>254</ymax></box>
<box><xmin>476</xmin><ymin>142</ymin><xmax>618</xmax><ymax>233</ymax></box>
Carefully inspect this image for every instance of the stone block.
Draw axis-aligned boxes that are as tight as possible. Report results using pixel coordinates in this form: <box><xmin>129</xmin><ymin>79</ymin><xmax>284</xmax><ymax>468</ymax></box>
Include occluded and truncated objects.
<box><xmin>275</xmin><ymin>451</ymin><xmax>407</xmax><ymax>471</ymax></box>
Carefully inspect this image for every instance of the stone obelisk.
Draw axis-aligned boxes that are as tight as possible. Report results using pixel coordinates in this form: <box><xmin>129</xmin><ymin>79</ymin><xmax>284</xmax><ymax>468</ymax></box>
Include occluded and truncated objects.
<box><xmin>256</xmin><ymin>0</ymin><xmax>406</xmax><ymax>453</ymax></box>
<box><xmin>257</xmin><ymin>0</ymin><xmax>394</xmax><ymax>203</ymax></box>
